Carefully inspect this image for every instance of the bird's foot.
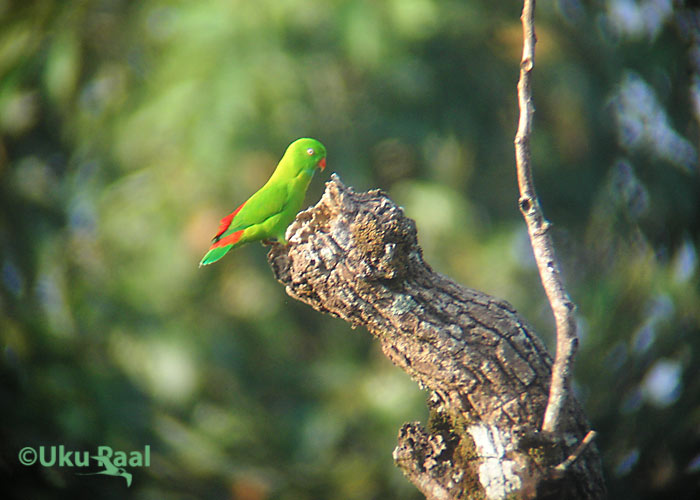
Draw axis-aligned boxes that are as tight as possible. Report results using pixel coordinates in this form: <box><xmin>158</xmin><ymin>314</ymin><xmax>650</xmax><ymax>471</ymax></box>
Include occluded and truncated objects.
<box><xmin>262</xmin><ymin>237</ymin><xmax>288</xmax><ymax>246</ymax></box>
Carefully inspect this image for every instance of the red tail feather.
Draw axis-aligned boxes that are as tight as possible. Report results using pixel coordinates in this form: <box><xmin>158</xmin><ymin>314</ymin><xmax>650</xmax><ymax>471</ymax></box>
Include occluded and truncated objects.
<box><xmin>213</xmin><ymin>201</ymin><xmax>246</xmax><ymax>242</ymax></box>
<box><xmin>210</xmin><ymin>229</ymin><xmax>244</xmax><ymax>250</ymax></box>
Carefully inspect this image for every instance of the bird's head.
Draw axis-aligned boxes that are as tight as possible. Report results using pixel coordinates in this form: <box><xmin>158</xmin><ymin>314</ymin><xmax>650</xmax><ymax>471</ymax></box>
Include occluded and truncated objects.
<box><xmin>286</xmin><ymin>137</ymin><xmax>327</xmax><ymax>173</ymax></box>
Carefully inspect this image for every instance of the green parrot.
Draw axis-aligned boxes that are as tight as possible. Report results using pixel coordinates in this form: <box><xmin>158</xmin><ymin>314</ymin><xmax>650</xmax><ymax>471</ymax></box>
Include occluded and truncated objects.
<box><xmin>199</xmin><ymin>137</ymin><xmax>327</xmax><ymax>266</ymax></box>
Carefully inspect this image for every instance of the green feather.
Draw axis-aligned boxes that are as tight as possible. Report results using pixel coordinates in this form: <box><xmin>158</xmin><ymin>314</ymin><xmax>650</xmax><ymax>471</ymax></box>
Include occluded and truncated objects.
<box><xmin>200</xmin><ymin>138</ymin><xmax>327</xmax><ymax>266</ymax></box>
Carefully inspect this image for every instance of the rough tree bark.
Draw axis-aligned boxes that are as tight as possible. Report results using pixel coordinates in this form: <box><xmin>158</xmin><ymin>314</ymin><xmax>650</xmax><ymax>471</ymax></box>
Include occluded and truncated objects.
<box><xmin>267</xmin><ymin>174</ymin><xmax>606</xmax><ymax>499</ymax></box>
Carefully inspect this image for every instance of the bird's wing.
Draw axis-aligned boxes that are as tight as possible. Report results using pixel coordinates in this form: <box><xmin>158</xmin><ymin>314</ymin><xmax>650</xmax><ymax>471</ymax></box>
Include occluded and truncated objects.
<box><xmin>213</xmin><ymin>181</ymin><xmax>290</xmax><ymax>241</ymax></box>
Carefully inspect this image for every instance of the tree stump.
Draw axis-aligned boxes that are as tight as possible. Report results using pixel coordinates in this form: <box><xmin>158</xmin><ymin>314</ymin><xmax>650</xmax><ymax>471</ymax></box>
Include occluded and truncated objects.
<box><xmin>268</xmin><ymin>174</ymin><xmax>606</xmax><ymax>500</ymax></box>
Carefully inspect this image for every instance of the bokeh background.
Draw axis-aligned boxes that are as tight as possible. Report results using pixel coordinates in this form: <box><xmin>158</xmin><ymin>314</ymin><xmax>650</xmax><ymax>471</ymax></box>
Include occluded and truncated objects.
<box><xmin>1</xmin><ymin>0</ymin><xmax>699</xmax><ymax>498</ymax></box>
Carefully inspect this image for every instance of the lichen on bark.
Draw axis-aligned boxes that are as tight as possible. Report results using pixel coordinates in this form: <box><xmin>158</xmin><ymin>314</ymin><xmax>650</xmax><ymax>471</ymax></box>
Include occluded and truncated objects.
<box><xmin>267</xmin><ymin>174</ymin><xmax>605</xmax><ymax>500</ymax></box>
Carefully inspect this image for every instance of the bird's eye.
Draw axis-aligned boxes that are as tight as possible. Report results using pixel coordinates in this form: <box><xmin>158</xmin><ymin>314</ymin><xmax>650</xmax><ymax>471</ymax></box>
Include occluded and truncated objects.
<box><xmin>306</xmin><ymin>148</ymin><xmax>314</xmax><ymax>155</ymax></box>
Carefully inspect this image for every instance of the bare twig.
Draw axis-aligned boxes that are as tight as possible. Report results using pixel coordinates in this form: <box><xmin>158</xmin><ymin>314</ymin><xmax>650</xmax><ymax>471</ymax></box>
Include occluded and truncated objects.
<box><xmin>553</xmin><ymin>430</ymin><xmax>598</xmax><ymax>477</ymax></box>
<box><xmin>514</xmin><ymin>0</ymin><xmax>579</xmax><ymax>435</ymax></box>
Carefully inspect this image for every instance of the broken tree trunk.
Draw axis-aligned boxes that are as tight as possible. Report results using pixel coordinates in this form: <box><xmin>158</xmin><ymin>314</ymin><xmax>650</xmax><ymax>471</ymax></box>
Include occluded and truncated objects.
<box><xmin>267</xmin><ymin>174</ymin><xmax>606</xmax><ymax>500</ymax></box>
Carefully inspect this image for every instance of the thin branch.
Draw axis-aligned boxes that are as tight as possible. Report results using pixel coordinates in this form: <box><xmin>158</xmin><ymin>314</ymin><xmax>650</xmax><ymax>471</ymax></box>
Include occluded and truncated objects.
<box><xmin>553</xmin><ymin>430</ymin><xmax>598</xmax><ymax>477</ymax></box>
<box><xmin>514</xmin><ymin>0</ymin><xmax>579</xmax><ymax>436</ymax></box>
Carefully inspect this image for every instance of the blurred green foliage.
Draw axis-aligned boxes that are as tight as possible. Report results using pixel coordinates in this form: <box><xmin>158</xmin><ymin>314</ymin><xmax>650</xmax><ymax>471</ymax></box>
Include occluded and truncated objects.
<box><xmin>1</xmin><ymin>0</ymin><xmax>699</xmax><ymax>498</ymax></box>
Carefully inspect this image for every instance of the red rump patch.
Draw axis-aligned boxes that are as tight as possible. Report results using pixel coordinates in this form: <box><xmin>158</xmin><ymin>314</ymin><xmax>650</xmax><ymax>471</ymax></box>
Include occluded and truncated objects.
<box><xmin>210</xmin><ymin>229</ymin><xmax>244</xmax><ymax>249</ymax></box>
<box><xmin>213</xmin><ymin>201</ymin><xmax>246</xmax><ymax>242</ymax></box>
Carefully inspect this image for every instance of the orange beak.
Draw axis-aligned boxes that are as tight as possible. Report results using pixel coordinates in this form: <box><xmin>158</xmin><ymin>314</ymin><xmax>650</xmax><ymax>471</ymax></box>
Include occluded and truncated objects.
<box><xmin>318</xmin><ymin>157</ymin><xmax>326</xmax><ymax>171</ymax></box>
